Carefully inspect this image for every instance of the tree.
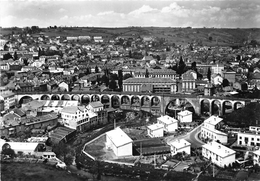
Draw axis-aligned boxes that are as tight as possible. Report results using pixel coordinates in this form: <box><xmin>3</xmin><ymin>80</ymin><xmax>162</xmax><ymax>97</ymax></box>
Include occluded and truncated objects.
<box><xmin>207</xmin><ymin>67</ymin><xmax>211</xmax><ymax>82</ymax></box>
<box><xmin>101</xmin><ymin>74</ymin><xmax>109</xmax><ymax>86</ymax></box>
<box><xmin>64</xmin><ymin>154</ymin><xmax>74</xmax><ymax>166</ymax></box>
<box><xmin>145</xmin><ymin>69</ymin><xmax>149</xmax><ymax>78</ymax></box>
<box><xmin>177</xmin><ymin>56</ymin><xmax>186</xmax><ymax>76</ymax></box>
<box><xmin>222</xmin><ymin>79</ymin><xmax>230</xmax><ymax>87</ymax></box>
<box><xmin>118</xmin><ymin>69</ymin><xmax>123</xmax><ymax>91</ymax></box>
<box><xmin>2</xmin><ymin>148</ymin><xmax>16</xmax><ymax>158</ymax></box>
<box><xmin>3</xmin><ymin>53</ymin><xmax>13</xmax><ymax>60</ymax></box>
<box><xmin>191</xmin><ymin>62</ymin><xmax>197</xmax><ymax>71</ymax></box>
<box><xmin>123</xmin><ymin>73</ymin><xmax>132</xmax><ymax>80</ymax></box>
<box><xmin>109</xmin><ymin>79</ymin><xmax>117</xmax><ymax>90</ymax></box>
<box><xmin>95</xmin><ymin>66</ymin><xmax>99</xmax><ymax>73</ymax></box>
<box><xmin>13</xmin><ymin>51</ymin><xmax>18</xmax><ymax>60</ymax></box>
<box><xmin>209</xmin><ymin>36</ymin><xmax>213</xmax><ymax>41</ymax></box>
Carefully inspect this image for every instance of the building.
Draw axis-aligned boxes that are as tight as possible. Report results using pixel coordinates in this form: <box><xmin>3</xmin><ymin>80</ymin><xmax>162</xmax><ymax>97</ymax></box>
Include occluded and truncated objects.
<box><xmin>106</xmin><ymin>127</ymin><xmax>133</xmax><ymax>157</ymax></box>
<box><xmin>201</xmin><ymin>116</ymin><xmax>228</xmax><ymax>144</ymax></box>
<box><xmin>86</xmin><ymin>101</ymin><xmax>104</xmax><ymax>112</ymax></box>
<box><xmin>211</xmin><ymin>64</ymin><xmax>225</xmax><ymax>76</ymax></box>
<box><xmin>86</xmin><ymin>101</ymin><xmax>108</xmax><ymax>127</ymax></box>
<box><xmin>180</xmin><ymin>70</ymin><xmax>196</xmax><ymax>92</ymax></box>
<box><xmin>123</xmin><ymin>78</ymin><xmax>177</xmax><ymax>93</ymax></box>
<box><xmin>237</xmin><ymin>132</ymin><xmax>260</xmax><ymax>147</ymax></box>
<box><xmin>60</xmin><ymin>106</ymin><xmax>89</xmax><ymax>131</ymax></box>
<box><xmin>134</xmin><ymin>69</ymin><xmax>176</xmax><ymax>80</ymax></box>
<box><xmin>0</xmin><ymin>88</ymin><xmax>16</xmax><ymax>112</ymax></box>
<box><xmin>223</xmin><ymin>70</ymin><xmax>236</xmax><ymax>84</ymax></box>
<box><xmin>147</xmin><ymin>123</ymin><xmax>164</xmax><ymax>138</ymax></box>
<box><xmin>0</xmin><ymin>142</ymin><xmax>42</xmax><ymax>155</ymax></box>
<box><xmin>177</xmin><ymin>110</ymin><xmax>193</xmax><ymax>123</ymax></box>
<box><xmin>168</xmin><ymin>139</ymin><xmax>191</xmax><ymax>156</ymax></box>
<box><xmin>202</xmin><ymin>141</ymin><xmax>236</xmax><ymax>168</ymax></box>
<box><xmin>253</xmin><ymin>150</ymin><xmax>260</xmax><ymax>166</ymax></box>
<box><xmin>157</xmin><ymin>115</ymin><xmax>178</xmax><ymax>133</ymax></box>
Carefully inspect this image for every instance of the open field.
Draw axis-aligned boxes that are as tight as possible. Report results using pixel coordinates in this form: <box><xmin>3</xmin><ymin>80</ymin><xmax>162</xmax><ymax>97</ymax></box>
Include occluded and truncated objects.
<box><xmin>1</xmin><ymin>162</ymin><xmax>86</xmax><ymax>181</ymax></box>
<box><xmin>2</xmin><ymin>27</ymin><xmax>260</xmax><ymax>46</ymax></box>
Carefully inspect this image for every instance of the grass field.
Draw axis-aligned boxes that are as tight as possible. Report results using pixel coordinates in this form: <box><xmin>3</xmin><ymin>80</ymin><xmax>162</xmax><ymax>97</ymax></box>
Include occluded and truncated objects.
<box><xmin>1</xmin><ymin>162</ymin><xmax>86</xmax><ymax>181</ymax></box>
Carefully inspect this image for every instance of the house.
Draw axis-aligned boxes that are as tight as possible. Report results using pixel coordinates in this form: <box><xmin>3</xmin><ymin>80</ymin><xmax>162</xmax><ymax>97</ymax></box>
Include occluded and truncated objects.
<box><xmin>147</xmin><ymin>123</ymin><xmax>164</xmax><ymax>138</ymax></box>
<box><xmin>157</xmin><ymin>115</ymin><xmax>178</xmax><ymax>133</ymax></box>
<box><xmin>106</xmin><ymin>127</ymin><xmax>133</xmax><ymax>157</ymax></box>
<box><xmin>201</xmin><ymin>115</ymin><xmax>227</xmax><ymax>144</ymax></box>
<box><xmin>212</xmin><ymin>74</ymin><xmax>223</xmax><ymax>86</ymax></box>
<box><xmin>253</xmin><ymin>150</ymin><xmax>260</xmax><ymax>166</ymax></box>
<box><xmin>0</xmin><ymin>142</ymin><xmax>43</xmax><ymax>155</ymax></box>
<box><xmin>211</xmin><ymin>64</ymin><xmax>225</xmax><ymax>76</ymax></box>
<box><xmin>223</xmin><ymin>70</ymin><xmax>236</xmax><ymax>84</ymax></box>
<box><xmin>0</xmin><ymin>89</ymin><xmax>16</xmax><ymax>111</ymax></box>
<box><xmin>86</xmin><ymin>101</ymin><xmax>108</xmax><ymax>127</ymax></box>
<box><xmin>168</xmin><ymin>139</ymin><xmax>191</xmax><ymax>156</ymax></box>
<box><xmin>58</xmin><ymin>82</ymin><xmax>69</xmax><ymax>92</ymax></box>
<box><xmin>202</xmin><ymin>141</ymin><xmax>236</xmax><ymax>168</ymax></box>
<box><xmin>237</xmin><ymin>132</ymin><xmax>260</xmax><ymax>147</ymax></box>
<box><xmin>60</xmin><ymin>106</ymin><xmax>89</xmax><ymax>131</ymax></box>
<box><xmin>177</xmin><ymin>110</ymin><xmax>193</xmax><ymax>123</ymax></box>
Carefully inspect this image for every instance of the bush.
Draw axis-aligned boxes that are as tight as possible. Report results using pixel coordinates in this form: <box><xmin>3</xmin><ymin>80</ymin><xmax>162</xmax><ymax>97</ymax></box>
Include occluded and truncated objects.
<box><xmin>2</xmin><ymin>148</ymin><xmax>16</xmax><ymax>158</ymax></box>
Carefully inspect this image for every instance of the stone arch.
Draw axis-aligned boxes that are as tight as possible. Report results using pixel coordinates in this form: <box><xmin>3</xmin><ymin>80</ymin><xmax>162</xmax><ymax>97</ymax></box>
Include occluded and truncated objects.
<box><xmin>234</xmin><ymin>101</ymin><xmax>244</xmax><ymax>110</ymax></box>
<box><xmin>165</xmin><ymin>99</ymin><xmax>183</xmax><ymax>118</ymax></box>
<box><xmin>19</xmin><ymin>96</ymin><xmax>33</xmax><ymax>104</ymax></box>
<box><xmin>131</xmin><ymin>96</ymin><xmax>140</xmax><ymax>106</ymax></box>
<box><xmin>51</xmin><ymin>94</ymin><xmax>60</xmax><ymax>100</ymax></box>
<box><xmin>151</xmin><ymin>96</ymin><xmax>160</xmax><ymax>107</ymax></box>
<box><xmin>211</xmin><ymin>100</ymin><xmax>222</xmax><ymax>116</ymax></box>
<box><xmin>101</xmin><ymin>95</ymin><xmax>110</xmax><ymax>108</ymax></box>
<box><xmin>141</xmin><ymin>96</ymin><xmax>150</xmax><ymax>107</ymax></box>
<box><xmin>81</xmin><ymin>95</ymin><xmax>90</xmax><ymax>105</ymax></box>
<box><xmin>61</xmin><ymin>94</ymin><xmax>71</xmax><ymax>100</ymax></box>
<box><xmin>200</xmin><ymin>99</ymin><xmax>211</xmax><ymax>115</ymax></box>
<box><xmin>91</xmin><ymin>94</ymin><xmax>100</xmax><ymax>102</ymax></box>
<box><xmin>111</xmin><ymin>95</ymin><xmax>120</xmax><ymax>108</ymax></box>
<box><xmin>121</xmin><ymin>96</ymin><xmax>130</xmax><ymax>105</ymax></box>
<box><xmin>222</xmin><ymin>100</ymin><xmax>233</xmax><ymax>115</ymax></box>
<box><xmin>41</xmin><ymin>95</ymin><xmax>50</xmax><ymax>100</ymax></box>
<box><xmin>71</xmin><ymin>95</ymin><xmax>80</xmax><ymax>102</ymax></box>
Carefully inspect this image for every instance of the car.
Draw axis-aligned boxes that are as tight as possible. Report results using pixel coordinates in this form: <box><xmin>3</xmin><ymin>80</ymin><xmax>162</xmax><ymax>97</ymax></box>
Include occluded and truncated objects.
<box><xmin>56</xmin><ymin>161</ymin><xmax>67</xmax><ymax>169</ymax></box>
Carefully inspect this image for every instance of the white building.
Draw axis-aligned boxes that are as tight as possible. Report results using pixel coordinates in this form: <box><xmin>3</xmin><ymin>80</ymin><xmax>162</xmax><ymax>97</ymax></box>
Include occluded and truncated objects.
<box><xmin>168</xmin><ymin>139</ymin><xmax>191</xmax><ymax>156</ymax></box>
<box><xmin>157</xmin><ymin>115</ymin><xmax>178</xmax><ymax>133</ymax></box>
<box><xmin>0</xmin><ymin>142</ymin><xmax>41</xmax><ymax>155</ymax></box>
<box><xmin>86</xmin><ymin>101</ymin><xmax>104</xmax><ymax>113</ymax></box>
<box><xmin>237</xmin><ymin>132</ymin><xmax>260</xmax><ymax>147</ymax></box>
<box><xmin>211</xmin><ymin>64</ymin><xmax>224</xmax><ymax>76</ymax></box>
<box><xmin>60</xmin><ymin>106</ymin><xmax>90</xmax><ymax>131</ymax></box>
<box><xmin>249</xmin><ymin>126</ymin><xmax>260</xmax><ymax>133</ymax></box>
<box><xmin>0</xmin><ymin>89</ymin><xmax>16</xmax><ymax>112</ymax></box>
<box><xmin>106</xmin><ymin>127</ymin><xmax>133</xmax><ymax>157</ymax></box>
<box><xmin>201</xmin><ymin>115</ymin><xmax>227</xmax><ymax>144</ymax></box>
<box><xmin>253</xmin><ymin>150</ymin><xmax>260</xmax><ymax>166</ymax></box>
<box><xmin>202</xmin><ymin>141</ymin><xmax>236</xmax><ymax>168</ymax></box>
<box><xmin>147</xmin><ymin>123</ymin><xmax>164</xmax><ymax>138</ymax></box>
<box><xmin>177</xmin><ymin>110</ymin><xmax>193</xmax><ymax>123</ymax></box>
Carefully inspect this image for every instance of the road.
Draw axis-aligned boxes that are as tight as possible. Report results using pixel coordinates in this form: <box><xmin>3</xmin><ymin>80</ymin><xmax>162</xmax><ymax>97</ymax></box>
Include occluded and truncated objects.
<box><xmin>165</xmin><ymin>124</ymin><xmax>205</xmax><ymax>148</ymax></box>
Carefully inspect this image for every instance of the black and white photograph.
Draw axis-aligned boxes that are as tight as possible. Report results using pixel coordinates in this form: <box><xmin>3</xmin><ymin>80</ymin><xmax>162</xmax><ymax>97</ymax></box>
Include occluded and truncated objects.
<box><xmin>1</xmin><ymin>0</ymin><xmax>260</xmax><ymax>180</ymax></box>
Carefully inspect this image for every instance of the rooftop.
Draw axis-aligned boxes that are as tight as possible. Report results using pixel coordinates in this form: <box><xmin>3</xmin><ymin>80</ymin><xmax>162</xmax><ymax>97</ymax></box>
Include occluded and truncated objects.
<box><xmin>204</xmin><ymin>115</ymin><xmax>223</xmax><ymax>126</ymax></box>
<box><xmin>147</xmin><ymin>123</ymin><xmax>164</xmax><ymax>131</ymax></box>
<box><xmin>124</xmin><ymin>77</ymin><xmax>176</xmax><ymax>84</ymax></box>
<box><xmin>202</xmin><ymin>141</ymin><xmax>235</xmax><ymax>158</ymax></box>
<box><xmin>61</xmin><ymin>106</ymin><xmax>86</xmax><ymax>114</ymax></box>
<box><xmin>157</xmin><ymin>115</ymin><xmax>178</xmax><ymax>125</ymax></box>
<box><xmin>169</xmin><ymin>139</ymin><xmax>191</xmax><ymax>149</ymax></box>
<box><xmin>88</xmin><ymin>101</ymin><xmax>103</xmax><ymax>108</ymax></box>
<box><xmin>177</xmin><ymin>110</ymin><xmax>192</xmax><ymax>116</ymax></box>
<box><xmin>106</xmin><ymin>127</ymin><xmax>133</xmax><ymax>147</ymax></box>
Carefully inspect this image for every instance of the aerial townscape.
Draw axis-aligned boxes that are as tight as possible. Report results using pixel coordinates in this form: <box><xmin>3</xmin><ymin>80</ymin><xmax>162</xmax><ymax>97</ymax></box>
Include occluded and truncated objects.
<box><xmin>1</xmin><ymin>1</ymin><xmax>260</xmax><ymax>181</ymax></box>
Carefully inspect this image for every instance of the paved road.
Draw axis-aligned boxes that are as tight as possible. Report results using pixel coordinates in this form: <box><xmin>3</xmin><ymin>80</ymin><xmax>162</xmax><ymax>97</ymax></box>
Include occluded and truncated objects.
<box><xmin>165</xmin><ymin>125</ymin><xmax>205</xmax><ymax>148</ymax></box>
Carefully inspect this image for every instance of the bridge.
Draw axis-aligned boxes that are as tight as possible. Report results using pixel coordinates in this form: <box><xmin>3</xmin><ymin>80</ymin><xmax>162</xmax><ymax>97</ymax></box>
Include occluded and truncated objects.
<box><xmin>16</xmin><ymin>91</ymin><xmax>252</xmax><ymax>116</ymax></box>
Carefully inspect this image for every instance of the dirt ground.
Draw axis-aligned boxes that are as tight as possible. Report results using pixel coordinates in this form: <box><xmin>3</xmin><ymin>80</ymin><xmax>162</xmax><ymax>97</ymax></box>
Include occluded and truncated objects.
<box><xmin>1</xmin><ymin>162</ymin><xmax>86</xmax><ymax>181</ymax></box>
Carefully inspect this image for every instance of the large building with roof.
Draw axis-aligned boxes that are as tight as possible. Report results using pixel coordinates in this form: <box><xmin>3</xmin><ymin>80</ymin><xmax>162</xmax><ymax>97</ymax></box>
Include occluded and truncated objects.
<box><xmin>123</xmin><ymin>77</ymin><xmax>177</xmax><ymax>94</ymax></box>
<box><xmin>202</xmin><ymin>141</ymin><xmax>236</xmax><ymax>168</ymax></box>
<box><xmin>201</xmin><ymin>115</ymin><xmax>227</xmax><ymax>144</ymax></box>
<box><xmin>106</xmin><ymin>127</ymin><xmax>133</xmax><ymax>157</ymax></box>
<box><xmin>134</xmin><ymin>69</ymin><xmax>176</xmax><ymax>80</ymax></box>
<box><xmin>0</xmin><ymin>141</ymin><xmax>43</xmax><ymax>155</ymax></box>
<box><xmin>49</xmin><ymin>126</ymin><xmax>77</xmax><ymax>144</ymax></box>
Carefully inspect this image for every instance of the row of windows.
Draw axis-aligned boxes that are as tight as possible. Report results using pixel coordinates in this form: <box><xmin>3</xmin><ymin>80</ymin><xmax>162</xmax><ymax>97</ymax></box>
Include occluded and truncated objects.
<box><xmin>239</xmin><ymin>136</ymin><xmax>260</xmax><ymax>142</ymax></box>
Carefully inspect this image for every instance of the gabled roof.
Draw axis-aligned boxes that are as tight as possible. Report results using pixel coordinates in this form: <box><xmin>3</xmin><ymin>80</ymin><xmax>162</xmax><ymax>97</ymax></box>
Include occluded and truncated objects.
<box><xmin>61</xmin><ymin>106</ymin><xmax>86</xmax><ymax>114</ymax></box>
<box><xmin>88</xmin><ymin>101</ymin><xmax>103</xmax><ymax>108</ymax></box>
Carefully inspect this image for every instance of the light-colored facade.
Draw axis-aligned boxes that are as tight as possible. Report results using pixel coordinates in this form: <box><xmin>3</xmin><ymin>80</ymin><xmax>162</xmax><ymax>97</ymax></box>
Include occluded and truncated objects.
<box><xmin>202</xmin><ymin>141</ymin><xmax>236</xmax><ymax>168</ymax></box>
<box><xmin>157</xmin><ymin>115</ymin><xmax>178</xmax><ymax>133</ymax></box>
<box><xmin>253</xmin><ymin>150</ymin><xmax>260</xmax><ymax>166</ymax></box>
<box><xmin>211</xmin><ymin>64</ymin><xmax>225</xmax><ymax>76</ymax></box>
<box><xmin>147</xmin><ymin>123</ymin><xmax>164</xmax><ymax>138</ymax></box>
<box><xmin>201</xmin><ymin>116</ymin><xmax>227</xmax><ymax>144</ymax></box>
<box><xmin>0</xmin><ymin>89</ymin><xmax>16</xmax><ymax>112</ymax></box>
<box><xmin>177</xmin><ymin>110</ymin><xmax>193</xmax><ymax>123</ymax></box>
<box><xmin>106</xmin><ymin>127</ymin><xmax>133</xmax><ymax>157</ymax></box>
<box><xmin>237</xmin><ymin>132</ymin><xmax>260</xmax><ymax>147</ymax></box>
<box><xmin>169</xmin><ymin>139</ymin><xmax>191</xmax><ymax>156</ymax></box>
<box><xmin>60</xmin><ymin>106</ymin><xmax>91</xmax><ymax>131</ymax></box>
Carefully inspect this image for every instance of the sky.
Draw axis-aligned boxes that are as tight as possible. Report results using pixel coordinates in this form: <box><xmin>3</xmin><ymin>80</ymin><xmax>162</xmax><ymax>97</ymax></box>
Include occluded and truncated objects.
<box><xmin>0</xmin><ymin>0</ymin><xmax>260</xmax><ymax>28</ymax></box>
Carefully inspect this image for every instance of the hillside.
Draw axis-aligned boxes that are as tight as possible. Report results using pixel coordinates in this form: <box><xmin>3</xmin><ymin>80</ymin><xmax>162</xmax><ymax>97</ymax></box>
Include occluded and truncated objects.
<box><xmin>1</xmin><ymin>27</ymin><xmax>260</xmax><ymax>47</ymax></box>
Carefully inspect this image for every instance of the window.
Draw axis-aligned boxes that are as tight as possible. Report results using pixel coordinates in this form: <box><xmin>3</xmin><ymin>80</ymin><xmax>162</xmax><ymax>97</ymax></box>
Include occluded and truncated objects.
<box><xmin>257</xmin><ymin>138</ymin><xmax>260</xmax><ymax>141</ymax></box>
<box><xmin>252</xmin><ymin>138</ymin><xmax>254</xmax><ymax>141</ymax></box>
<box><xmin>239</xmin><ymin>136</ymin><xmax>242</xmax><ymax>139</ymax></box>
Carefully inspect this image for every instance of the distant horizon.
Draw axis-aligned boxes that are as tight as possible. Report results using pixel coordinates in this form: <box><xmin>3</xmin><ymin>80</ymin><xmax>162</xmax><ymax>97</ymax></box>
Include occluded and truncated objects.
<box><xmin>1</xmin><ymin>0</ymin><xmax>259</xmax><ymax>28</ymax></box>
